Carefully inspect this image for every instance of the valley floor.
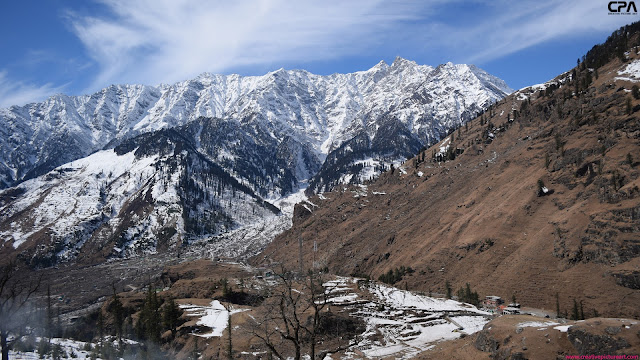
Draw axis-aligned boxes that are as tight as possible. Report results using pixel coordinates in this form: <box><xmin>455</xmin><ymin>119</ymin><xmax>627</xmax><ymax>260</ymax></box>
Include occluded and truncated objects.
<box><xmin>14</xmin><ymin>259</ymin><xmax>640</xmax><ymax>359</ymax></box>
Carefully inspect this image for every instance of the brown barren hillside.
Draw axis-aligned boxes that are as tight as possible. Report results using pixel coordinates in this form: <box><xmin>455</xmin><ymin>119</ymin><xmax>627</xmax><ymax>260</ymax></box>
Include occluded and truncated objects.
<box><xmin>417</xmin><ymin>316</ymin><xmax>640</xmax><ymax>360</ymax></box>
<box><xmin>257</xmin><ymin>28</ymin><xmax>640</xmax><ymax>318</ymax></box>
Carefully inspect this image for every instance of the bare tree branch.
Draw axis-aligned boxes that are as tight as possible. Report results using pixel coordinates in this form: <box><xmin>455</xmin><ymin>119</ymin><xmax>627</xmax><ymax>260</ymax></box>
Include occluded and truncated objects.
<box><xmin>244</xmin><ymin>265</ymin><xmax>358</xmax><ymax>360</ymax></box>
<box><xmin>0</xmin><ymin>261</ymin><xmax>42</xmax><ymax>360</ymax></box>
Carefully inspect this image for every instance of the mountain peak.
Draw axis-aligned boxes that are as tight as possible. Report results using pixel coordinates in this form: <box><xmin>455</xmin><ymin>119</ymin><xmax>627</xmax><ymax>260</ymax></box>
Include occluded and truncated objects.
<box><xmin>196</xmin><ymin>71</ymin><xmax>214</xmax><ymax>79</ymax></box>
<box><xmin>437</xmin><ymin>61</ymin><xmax>455</xmax><ymax>68</ymax></box>
<box><xmin>391</xmin><ymin>56</ymin><xmax>417</xmax><ymax>68</ymax></box>
<box><xmin>368</xmin><ymin>60</ymin><xmax>389</xmax><ymax>72</ymax></box>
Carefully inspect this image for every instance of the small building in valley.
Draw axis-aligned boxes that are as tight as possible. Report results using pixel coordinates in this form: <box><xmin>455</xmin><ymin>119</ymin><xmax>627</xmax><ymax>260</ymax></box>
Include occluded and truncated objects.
<box><xmin>482</xmin><ymin>295</ymin><xmax>504</xmax><ymax>309</ymax></box>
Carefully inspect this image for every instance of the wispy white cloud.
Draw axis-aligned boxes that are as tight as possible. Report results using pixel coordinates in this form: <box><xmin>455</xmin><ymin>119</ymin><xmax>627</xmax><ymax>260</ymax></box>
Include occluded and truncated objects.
<box><xmin>69</xmin><ymin>0</ymin><xmax>635</xmax><ymax>92</ymax></box>
<box><xmin>3</xmin><ymin>0</ymin><xmax>632</xmax><ymax>107</ymax></box>
<box><xmin>428</xmin><ymin>0</ymin><xmax>635</xmax><ymax>64</ymax></box>
<box><xmin>0</xmin><ymin>71</ymin><xmax>65</xmax><ymax>108</ymax></box>
<box><xmin>69</xmin><ymin>0</ymin><xmax>430</xmax><ymax>90</ymax></box>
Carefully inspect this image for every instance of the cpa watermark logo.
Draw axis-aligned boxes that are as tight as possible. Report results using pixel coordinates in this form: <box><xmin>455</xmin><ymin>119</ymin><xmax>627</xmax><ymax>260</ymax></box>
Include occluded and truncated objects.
<box><xmin>609</xmin><ymin>1</ymin><xmax>638</xmax><ymax>14</ymax></box>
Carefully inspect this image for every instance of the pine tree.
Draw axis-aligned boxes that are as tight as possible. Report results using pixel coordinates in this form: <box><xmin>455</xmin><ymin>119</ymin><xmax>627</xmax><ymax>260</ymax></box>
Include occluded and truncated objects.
<box><xmin>124</xmin><ymin>315</ymin><xmax>134</xmax><ymax>339</ymax></box>
<box><xmin>137</xmin><ymin>285</ymin><xmax>162</xmax><ymax>343</ymax></box>
<box><xmin>544</xmin><ymin>153</ymin><xmax>550</xmax><ymax>169</ymax></box>
<box><xmin>55</xmin><ymin>308</ymin><xmax>61</xmax><ymax>338</ymax></box>
<box><xmin>96</xmin><ymin>311</ymin><xmax>104</xmax><ymax>350</ymax></box>
<box><xmin>555</xmin><ymin>293</ymin><xmax>560</xmax><ymax>318</ymax></box>
<box><xmin>571</xmin><ymin>298</ymin><xmax>579</xmax><ymax>320</ymax></box>
<box><xmin>162</xmin><ymin>298</ymin><xmax>183</xmax><ymax>339</ymax></box>
<box><xmin>109</xmin><ymin>286</ymin><xmax>124</xmax><ymax>343</ymax></box>
<box><xmin>221</xmin><ymin>278</ymin><xmax>231</xmax><ymax>299</ymax></box>
<box><xmin>46</xmin><ymin>285</ymin><xmax>53</xmax><ymax>340</ymax></box>
<box><xmin>445</xmin><ymin>281</ymin><xmax>452</xmax><ymax>299</ymax></box>
<box><xmin>192</xmin><ymin>337</ymin><xmax>199</xmax><ymax>360</ymax></box>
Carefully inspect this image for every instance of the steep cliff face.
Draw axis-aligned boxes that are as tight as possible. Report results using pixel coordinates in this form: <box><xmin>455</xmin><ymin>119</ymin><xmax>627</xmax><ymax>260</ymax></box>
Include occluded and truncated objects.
<box><xmin>258</xmin><ymin>29</ymin><xmax>640</xmax><ymax>318</ymax></box>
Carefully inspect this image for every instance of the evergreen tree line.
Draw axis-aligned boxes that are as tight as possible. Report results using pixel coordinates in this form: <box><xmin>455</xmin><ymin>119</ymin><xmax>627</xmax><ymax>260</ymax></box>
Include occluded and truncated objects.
<box><xmin>112</xmin><ymin>286</ymin><xmax>184</xmax><ymax>344</ymax></box>
<box><xmin>86</xmin><ymin>285</ymin><xmax>185</xmax><ymax>359</ymax></box>
<box><xmin>555</xmin><ymin>293</ymin><xmax>599</xmax><ymax>321</ymax></box>
<box><xmin>443</xmin><ymin>281</ymin><xmax>480</xmax><ymax>307</ymax></box>
<box><xmin>378</xmin><ymin>266</ymin><xmax>414</xmax><ymax>285</ymax></box>
<box><xmin>583</xmin><ymin>21</ymin><xmax>640</xmax><ymax>69</ymax></box>
<box><xmin>455</xmin><ymin>283</ymin><xmax>480</xmax><ymax>306</ymax></box>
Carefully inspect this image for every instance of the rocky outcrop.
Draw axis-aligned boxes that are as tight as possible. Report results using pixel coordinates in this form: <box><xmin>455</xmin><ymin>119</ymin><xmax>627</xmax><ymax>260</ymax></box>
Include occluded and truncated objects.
<box><xmin>567</xmin><ymin>327</ymin><xmax>630</xmax><ymax>355</ymax></box>
<box><xmin>474</xmin><ymin>329</ymin><xmax>499</xmax><ymax>353</ymax></box>
<box><xmin>611</xmin><ymin>271</ymin><xmax>640</xmax><ymax>290</ymax></box>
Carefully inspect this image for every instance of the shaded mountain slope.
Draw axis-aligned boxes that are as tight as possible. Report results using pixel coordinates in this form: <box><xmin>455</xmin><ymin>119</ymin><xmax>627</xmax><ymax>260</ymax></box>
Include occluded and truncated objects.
<box><xmin>0</xmin><ymin>127</ymin><xmax>280</xmax><ymax>267</ymax></box>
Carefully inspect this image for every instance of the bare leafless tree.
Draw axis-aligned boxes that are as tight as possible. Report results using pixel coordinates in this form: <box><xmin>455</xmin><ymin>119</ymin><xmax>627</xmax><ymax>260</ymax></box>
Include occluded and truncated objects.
<box><xmin>0</xmin><ymin>262</ymin><xmax>41</xmax><ymax>360</ymax></box>
<box><xmin>246</xmin><ymin>266</ymin><xmax>358</xmax><ymax>360</ymax></box>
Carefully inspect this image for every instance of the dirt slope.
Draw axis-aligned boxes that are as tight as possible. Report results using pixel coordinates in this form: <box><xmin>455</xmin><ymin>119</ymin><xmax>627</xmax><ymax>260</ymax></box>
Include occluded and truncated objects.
<box><xmin>418</xmin><ymin>316</ymin><xmax>640</xmax><ymax>359</ymax></box>
<box><xmin>257</xmin><ymin>31</ymin><xmax>640</xmax><ymax>319</ymax></box>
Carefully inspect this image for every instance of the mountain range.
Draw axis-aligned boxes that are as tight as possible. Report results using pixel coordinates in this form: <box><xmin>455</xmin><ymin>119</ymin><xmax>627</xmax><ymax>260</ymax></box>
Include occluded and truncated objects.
<box><xmin>0</xmin><ymin>57</ymin><xmax>512</xmax><ymax>267</ymax></box>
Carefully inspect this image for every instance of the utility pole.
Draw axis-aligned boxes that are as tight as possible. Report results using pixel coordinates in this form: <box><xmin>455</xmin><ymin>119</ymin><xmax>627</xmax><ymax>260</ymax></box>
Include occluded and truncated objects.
<box><xmin>313</xmin><ymin>240</ymin><xmax>317</xmax><ymax>269</ymax></box>
<box><xmin>298</xmin><ymin>237</ymin><xmax>303</xmax><ymax>274</ymax></box>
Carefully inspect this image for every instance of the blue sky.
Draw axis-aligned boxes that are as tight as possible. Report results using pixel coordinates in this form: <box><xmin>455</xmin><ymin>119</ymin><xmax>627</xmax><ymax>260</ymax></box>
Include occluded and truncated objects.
<box><xmin>0</xmin><ymin>0</ymin><xmax>637</xmax><ymax>107</ymax></box>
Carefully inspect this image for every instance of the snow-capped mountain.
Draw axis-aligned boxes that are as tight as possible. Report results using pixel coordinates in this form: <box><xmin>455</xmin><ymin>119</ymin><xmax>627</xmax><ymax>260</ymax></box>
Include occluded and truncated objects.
<box><xmin>0</xmin><ymin>129</ymin><xmax>280</xmax><ymax>267</ymax></box>
<box><xmin>0</xmin><ymin>58</ymin><xmax>512</xmax><ymax>266</ymax></box>
<box><xmin>0</xmin><ymin>57</ymin><xmax>511</xmax><ymax>192</ymax></box>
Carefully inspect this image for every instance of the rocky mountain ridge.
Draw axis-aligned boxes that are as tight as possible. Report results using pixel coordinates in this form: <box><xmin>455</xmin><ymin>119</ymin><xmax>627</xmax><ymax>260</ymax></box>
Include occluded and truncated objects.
<box><xmin>0</xmin><ymin>58</ymin><xmax>511</xmax><ymax>195</ymax></box>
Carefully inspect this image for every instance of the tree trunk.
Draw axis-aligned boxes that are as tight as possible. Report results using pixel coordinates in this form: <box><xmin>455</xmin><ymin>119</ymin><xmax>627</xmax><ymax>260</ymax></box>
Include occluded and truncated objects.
<box><xmin>294</xmin><ymin>344</ymin><xmax>300</xmax><ymax>360</ymax></box>
<box><xmin>310</xmin><ymin>336</ymin><xmax>315</xmax><ymax>360</ymax></box>
<box><xmin>294</xmin><ymin>327</ymin><xmax>301</xmax><ymax>360</ymax></box>
<box><xmin>227</xmin><ymin>310</ymin><xmax>232</xmax><ymax>360</ymax></box>
<box><xmin>1</xmin><ymin>330</ymin><xmax>9</xmax><ymax>360</ymax></box>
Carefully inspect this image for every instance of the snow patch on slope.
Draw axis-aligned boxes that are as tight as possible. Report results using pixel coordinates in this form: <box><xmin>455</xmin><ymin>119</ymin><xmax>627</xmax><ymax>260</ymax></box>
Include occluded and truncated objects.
<box><xmin>616</xmin><ymin>59</ymin><xmax>640</xmax><ymax>82</ymax></box>
<box><xmin>180</xmin><ymin>300</ymin><xmax>248</xmax><ymax>338</ymax></box>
